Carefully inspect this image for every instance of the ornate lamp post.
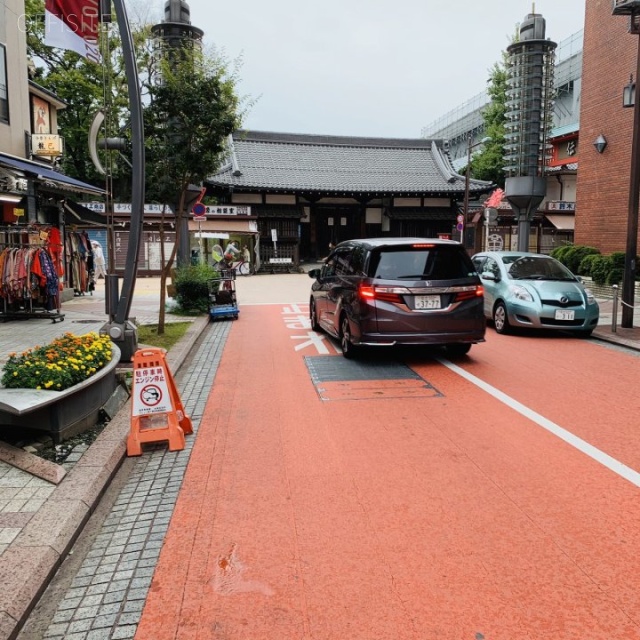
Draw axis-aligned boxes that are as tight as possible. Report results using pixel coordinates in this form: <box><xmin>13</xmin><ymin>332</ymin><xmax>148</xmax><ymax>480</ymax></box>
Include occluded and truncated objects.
<box><xmin>613</xmin><ymin>0</ymin><xmax>640</xmax><ymax>328</ymax></box>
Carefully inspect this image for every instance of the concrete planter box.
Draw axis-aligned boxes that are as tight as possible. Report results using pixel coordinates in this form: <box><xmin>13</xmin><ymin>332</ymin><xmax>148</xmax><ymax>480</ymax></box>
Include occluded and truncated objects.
<box><xmin>580</xmin><ymin>276</ymin><xmax>640</xmax><ymax>300</ymax></box>
<box><xmin>0</xmin><ymin>344</ymin><xmax>121</xmax><ymax>443</ymax></box>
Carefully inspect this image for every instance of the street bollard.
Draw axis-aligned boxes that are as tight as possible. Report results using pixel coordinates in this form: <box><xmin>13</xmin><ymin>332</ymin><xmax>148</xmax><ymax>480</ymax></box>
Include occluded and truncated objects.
<box><xmin>612</xmin><ymin>284</ymin><xmax>618</xmax><ymax>333</ymax></box>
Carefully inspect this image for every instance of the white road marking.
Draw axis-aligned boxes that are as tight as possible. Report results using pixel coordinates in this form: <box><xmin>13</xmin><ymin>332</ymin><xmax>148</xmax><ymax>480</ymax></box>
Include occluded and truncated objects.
<box><xmin>437</xmin><ymin>357</ymin><xmax>640</xmax><ymax>489</ymax></box>
<box><xmin>291</xmin><ymin>332</ymin><xmax>331</xmax><ymax>353</ymax></box>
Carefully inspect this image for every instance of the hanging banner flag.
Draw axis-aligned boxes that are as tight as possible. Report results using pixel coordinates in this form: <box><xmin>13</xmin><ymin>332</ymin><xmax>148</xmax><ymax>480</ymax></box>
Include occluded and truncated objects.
<box><xmin>44</xmin><ymin>0</ymin><xmax>101</xmax><ymax>63</ymax></box>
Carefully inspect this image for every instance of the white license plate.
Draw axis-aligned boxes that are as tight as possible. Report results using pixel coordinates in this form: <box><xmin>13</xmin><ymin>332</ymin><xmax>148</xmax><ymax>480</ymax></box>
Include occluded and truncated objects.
<box><xmin>415</xmin><ymin>295</ymin><xmax>441</xmax><ymax>310</ymax></box>
<box><xmin>555</xmin><ymin>309</ymin><xmax>575</xmax><ymax>321</ymax></box>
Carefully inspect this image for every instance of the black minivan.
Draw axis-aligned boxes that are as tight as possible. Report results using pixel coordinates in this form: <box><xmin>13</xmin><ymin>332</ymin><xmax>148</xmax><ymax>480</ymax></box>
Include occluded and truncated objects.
<box><xmin>308</xmin><ymin>238</ymin><xmax>486</xmax><ymax>358</ymax></box>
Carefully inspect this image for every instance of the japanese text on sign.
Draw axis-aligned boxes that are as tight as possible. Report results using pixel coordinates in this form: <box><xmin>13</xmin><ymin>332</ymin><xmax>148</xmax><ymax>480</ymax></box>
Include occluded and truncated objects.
<box><xmin>132</xmin><ymin>367</ymin><xmax>173</xmax><ymax>416</ymax></box>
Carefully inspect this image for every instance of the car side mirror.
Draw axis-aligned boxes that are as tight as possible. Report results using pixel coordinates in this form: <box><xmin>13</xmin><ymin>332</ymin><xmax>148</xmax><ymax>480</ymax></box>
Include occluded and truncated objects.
<box><xmin>481</xmin><ymin>271</ymin><xmax>498</xmax><ymax>282</ymax></box>
<box><xmin>308</xmin><ymin>268</ymin><xmax>321</xmax><ymax>280</ymax></box>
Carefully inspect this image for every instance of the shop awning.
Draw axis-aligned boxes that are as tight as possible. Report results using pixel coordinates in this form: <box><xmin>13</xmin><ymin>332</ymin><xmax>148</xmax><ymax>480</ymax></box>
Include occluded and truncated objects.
<box><xmin>64</xmin><ymin>200</ymin><xmax>109</xmax><ymax>226</ymax></box>
<box><xmin>0</xmin><ymin>153</ymin><xmax>105</xmax><ymax>196</ymax></box>
<box><xmin>195</xmin><ymin>232</ymin><xmax>229</xmax><ymax>239</ymax></box>
<box><xmin>188</xmin><ymin>219</ymin><xmax>259</xmax><ymax>234</ymax></box>
<box><xmin>545</xmin><ymin>214</ymin><xmax>575</xmax><ymax>230</ymax></box>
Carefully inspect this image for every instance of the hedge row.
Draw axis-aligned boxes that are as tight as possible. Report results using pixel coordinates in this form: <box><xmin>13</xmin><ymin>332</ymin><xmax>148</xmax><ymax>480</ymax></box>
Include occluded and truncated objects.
<box><xmin>550</xmin><ymin>245</ymin><xmax>638</xmax><ymax>286</ymax></box>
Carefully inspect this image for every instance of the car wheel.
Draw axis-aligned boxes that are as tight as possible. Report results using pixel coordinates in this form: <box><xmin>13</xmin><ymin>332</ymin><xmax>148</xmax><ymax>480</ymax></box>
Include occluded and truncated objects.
<box><xmin>340</xmin><ymin>315</ymin><xmax>357</xmax><ymax>359</ymax></box>
<box><xmin>310</xmin><ymin>298</ymin><xmax>320</xmax><ymax>331</ymax></box>
<box><xmin>493</xmin><ymin>302</ymin><xmax>511</xmax><ymax>334</ymax></box>
<box><xmin>446</xmin><ymin>343</ymin><xmax>472</xmax><ymax>357</ymax></box>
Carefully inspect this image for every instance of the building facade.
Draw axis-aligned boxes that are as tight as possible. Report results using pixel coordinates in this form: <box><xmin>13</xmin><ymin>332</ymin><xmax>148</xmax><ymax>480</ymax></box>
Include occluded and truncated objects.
<box><xmin>205</xmin><ymin>131</ymin><xmax>493</xmax><ymax>267</ymax></box>
<box><xmin>0</xmin><ymin>0</ymin><xmax>106</xmax><ymax>310</ymax></box>
<box><xmin>575</xmin><ymin>3</ymin><xmax>637</xmax><ymax>253</ymax></box>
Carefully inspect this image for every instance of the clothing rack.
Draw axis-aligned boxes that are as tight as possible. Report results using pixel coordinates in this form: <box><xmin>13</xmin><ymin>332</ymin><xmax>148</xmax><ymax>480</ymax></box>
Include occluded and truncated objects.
<box><xmin>0</xmin><ymin>225</ymin><xmax>65</xmax><ymax>323</ymax></box>
<box><xmin>66</xmin><ymin>230</ymin><xmax>94</xmax><ymax>296</ymax></box>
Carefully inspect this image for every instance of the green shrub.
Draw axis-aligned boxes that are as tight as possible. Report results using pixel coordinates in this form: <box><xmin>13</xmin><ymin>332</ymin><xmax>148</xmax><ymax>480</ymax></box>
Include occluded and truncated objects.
<box><xmin>554</xmin><ymin>245</ymin><xmax>600</xmax><ymax>274</ymax></box>
<box><xmin>550</xmin><ymin>244</ymin><xmax>574</xmax><ymax>263</ymax></box>
<box><xmin>589</xmin><ymin>255</ymin><xmax>612</xmax><ymax>285</ymax></box>
<box><xmin>605</xmin><ymin>252</ymin><xmax>626</xmax><ymax>285</ymax></box>
<box><xmin>578</xmin><ymin>253</ymin><xmax>601</xmax><ymax>278</ymax></box>
<box><xmin>174</xmin><ymin>264</ymin><xmax>219</xmax><ymax>313</ymax></box>
<box><xmin>570</xmin><ymin>246</ymin><xmax>600</xmax><ymax>274</ymax></box>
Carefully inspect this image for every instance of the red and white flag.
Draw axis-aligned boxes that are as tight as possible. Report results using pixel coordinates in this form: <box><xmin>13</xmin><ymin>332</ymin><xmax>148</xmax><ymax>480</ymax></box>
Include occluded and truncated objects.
<box><xmin>44</xmin><ymin>0</ymin><xmax>101</xmax><ymax>62</ymax></box>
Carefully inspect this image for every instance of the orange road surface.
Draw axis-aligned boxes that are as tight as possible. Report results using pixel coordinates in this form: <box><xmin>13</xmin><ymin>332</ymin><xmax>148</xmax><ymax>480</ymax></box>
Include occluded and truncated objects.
<box><xmin>136</xmin><ymin>305</ymin><xmax>640</xmax><ymax>640</ymax></box>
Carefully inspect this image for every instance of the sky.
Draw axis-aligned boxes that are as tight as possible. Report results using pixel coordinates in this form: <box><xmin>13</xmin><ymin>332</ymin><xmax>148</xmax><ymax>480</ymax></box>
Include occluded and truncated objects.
<box><xmin>148</xmin><ymin>0</ymin><xmax>586</xmax><ymax>139</ymax></box>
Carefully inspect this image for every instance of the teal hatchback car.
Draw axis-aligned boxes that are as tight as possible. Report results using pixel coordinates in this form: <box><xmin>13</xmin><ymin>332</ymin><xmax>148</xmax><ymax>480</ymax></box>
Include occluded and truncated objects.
<box><xmin>471</xmin><ymin>251</ymin><xmax>600</xmax><ymax>337</ymax></box>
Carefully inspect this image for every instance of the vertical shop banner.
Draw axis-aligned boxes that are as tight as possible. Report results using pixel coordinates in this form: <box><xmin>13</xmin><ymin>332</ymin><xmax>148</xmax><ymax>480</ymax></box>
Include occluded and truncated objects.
<box><xmin>44</xmin><ymin>0</ymin><xmax>101</xmax><ymax>62</ymax></box>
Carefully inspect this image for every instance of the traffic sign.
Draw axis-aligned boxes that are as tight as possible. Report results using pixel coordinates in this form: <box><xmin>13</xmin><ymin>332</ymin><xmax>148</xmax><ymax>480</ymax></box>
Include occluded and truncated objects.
<box><xmin>456</xmin><ymin>214</ymin><xmax>464</xmax><ymax>223</ymax></box>
<box><xmin>192</xmin><ymin>202</ymin><xmax>206</xmax><ymax>217</ymax></box>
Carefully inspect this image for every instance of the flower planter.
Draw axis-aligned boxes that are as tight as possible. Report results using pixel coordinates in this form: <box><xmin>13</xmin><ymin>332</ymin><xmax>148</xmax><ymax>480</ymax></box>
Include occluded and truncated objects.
<box><xmin>0</xmin><ymin>345</ymin><xmax>121</xmax><ymax>443</ymax></box>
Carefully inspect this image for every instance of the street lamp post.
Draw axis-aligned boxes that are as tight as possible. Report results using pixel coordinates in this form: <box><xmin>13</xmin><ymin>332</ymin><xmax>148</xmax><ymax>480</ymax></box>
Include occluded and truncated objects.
<box><xmin>462</xmin><ymin>136</ymin><xmax>491</xmax><ymax>247</ymax></box>
<box><xmin>613</xmin><ymin>0</ymin><xmax>640</xmax><ymax>328</ymax></box>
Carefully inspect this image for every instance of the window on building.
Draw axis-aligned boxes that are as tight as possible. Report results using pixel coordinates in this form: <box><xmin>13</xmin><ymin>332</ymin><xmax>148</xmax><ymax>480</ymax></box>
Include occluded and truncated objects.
<box><xmin>0</xmin><ymin>45</ymin><xmax>8</xmax><ymax>124</ymax></box>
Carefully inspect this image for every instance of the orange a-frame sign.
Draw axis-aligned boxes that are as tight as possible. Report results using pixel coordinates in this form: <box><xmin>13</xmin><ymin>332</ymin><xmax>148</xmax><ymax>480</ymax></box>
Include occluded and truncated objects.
<box><xmin>127</xmin><ymin>347</ymin><xmax>193</xmax><ymax>456</ymax></box>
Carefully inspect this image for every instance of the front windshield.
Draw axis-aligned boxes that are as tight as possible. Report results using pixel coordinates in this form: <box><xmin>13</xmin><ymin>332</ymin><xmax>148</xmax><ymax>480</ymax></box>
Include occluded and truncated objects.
<box><xmin>502</xmin><ymin>255</ymin><xmax>575</xmax><ymax>281</ymax></box>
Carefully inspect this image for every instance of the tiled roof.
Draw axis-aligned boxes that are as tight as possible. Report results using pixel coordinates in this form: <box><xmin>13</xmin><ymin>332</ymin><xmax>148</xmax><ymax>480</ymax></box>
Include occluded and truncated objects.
<box><xmin>207</xmin><ymin>130</ymin><xmax>493</xmax><ymax>196</ymax></box>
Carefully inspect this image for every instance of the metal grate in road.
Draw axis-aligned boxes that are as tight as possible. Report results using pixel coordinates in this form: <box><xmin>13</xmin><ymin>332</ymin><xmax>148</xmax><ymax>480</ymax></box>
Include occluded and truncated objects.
<box><xmin>304</xmin><ymin>355</ymin><xmax>443</xmax><ymax>401</ymax></box>
<box><xmin>304</xmin><ymin>356</ymin><xmax>421</xmax><ymax>383</ymax></box>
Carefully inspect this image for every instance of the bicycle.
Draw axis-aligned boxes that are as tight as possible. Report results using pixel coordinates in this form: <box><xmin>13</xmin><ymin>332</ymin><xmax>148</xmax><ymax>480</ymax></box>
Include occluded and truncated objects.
<box><xmin>213</xmin><ymin>256</ymin><xmax>252</xmax><ymax>276</ymax></box>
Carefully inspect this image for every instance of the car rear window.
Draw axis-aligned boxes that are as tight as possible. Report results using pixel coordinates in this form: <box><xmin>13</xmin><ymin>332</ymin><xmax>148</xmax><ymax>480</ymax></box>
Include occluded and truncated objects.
<box><xmin>369</xmin><ymin>246</ymin><xmax>476</xmax><ymax>280</ymax></box>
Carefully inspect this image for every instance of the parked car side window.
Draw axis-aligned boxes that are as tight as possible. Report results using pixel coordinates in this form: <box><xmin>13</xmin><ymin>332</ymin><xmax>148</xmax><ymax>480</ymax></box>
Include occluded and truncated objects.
<box><xmin>350</xmin><ymin>246</ymin><xmax>366</xmax><ymax>275</ymax></box>
<box><xmin>334</xmin><ymin>248</ymin><xmax>353</xmax><ymax>276</ymax></box>
<box><xmin>472</xmin><ymin>256</ymin><xmax>487</xmax><ymax>272</ymax></box>
<box><xmin>481</xmin><ymin>258</ymin><xmax>501</xmax><ymax>279</ymax></box>
<box><xmin>322</xmin><ymin>255</ymin><xmax>337</xmax><ymax>278</ymax></box>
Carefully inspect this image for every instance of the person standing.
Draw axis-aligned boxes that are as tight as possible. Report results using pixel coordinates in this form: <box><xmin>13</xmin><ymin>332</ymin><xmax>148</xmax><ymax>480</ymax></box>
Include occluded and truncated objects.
<box><xmin>92</xmin><ymin>241</ymin><xmax>106</xmax><ymax>279</ymax></box>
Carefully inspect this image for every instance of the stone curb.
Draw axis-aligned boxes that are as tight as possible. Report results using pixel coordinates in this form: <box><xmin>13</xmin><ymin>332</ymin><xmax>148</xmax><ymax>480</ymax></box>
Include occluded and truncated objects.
<box><xmin>0</xmin><ymin>314</ymin><xmax>211</xmax><ymax>640</ymax></box>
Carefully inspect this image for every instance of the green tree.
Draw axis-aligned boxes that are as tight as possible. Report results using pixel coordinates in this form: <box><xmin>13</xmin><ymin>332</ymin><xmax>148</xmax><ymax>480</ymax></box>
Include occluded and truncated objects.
<box><xmin>144</xmin><ymin>45</ymin><xmax>243</xmax><ymax>332</ymax></box>
<box><xmin>471</xmin><ymin>61</ymin><xmax>508</xmax><ymax>188</ymax></box>
<box><xmin>26</xmin><ymin>2</ymin><xmax>247</xmax><ymax>333</ymax></box>
<box><xmin>24</xmin><ymin>0</ymin><xmax>136</xmax><ymax>191</ymax></box>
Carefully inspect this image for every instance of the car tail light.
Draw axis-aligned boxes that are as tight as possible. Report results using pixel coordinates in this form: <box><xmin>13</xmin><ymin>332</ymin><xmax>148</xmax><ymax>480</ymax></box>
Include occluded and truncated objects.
<box><xmin>454</xmin><ymin>285</ymin><xmax>483</xmax><ymax>302</ymax></box>
<box><xmin>358</xmin><ymin>285</ymin><xmax>376</xmax><ymax>300</ymax></box>
<box><xmin>358</xmin><ymin>285</ymin><xmax>409</xmax><ymax>303</ymax></box>
<box><xmin>411</xmin><ymin>243</ymin><xmax>435</xmax><ymax>248</ymax></box>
